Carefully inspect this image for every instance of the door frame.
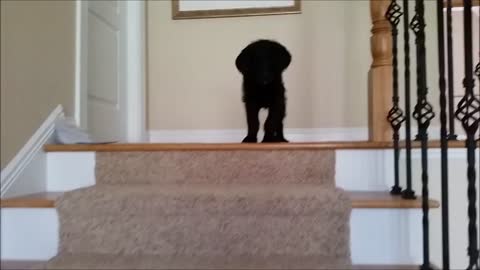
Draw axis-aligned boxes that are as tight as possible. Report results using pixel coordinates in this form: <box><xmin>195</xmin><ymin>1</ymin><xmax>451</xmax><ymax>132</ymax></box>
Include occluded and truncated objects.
<box><xmin>74</xmin><ymin>0</ymin><xmax>147</xmax><ymax>142</ymax></box>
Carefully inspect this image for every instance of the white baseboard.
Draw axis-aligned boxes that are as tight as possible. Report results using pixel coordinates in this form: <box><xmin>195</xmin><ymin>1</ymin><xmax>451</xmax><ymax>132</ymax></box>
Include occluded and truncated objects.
<box><xmin>148</xmin><ymin>128</ymin><xmax>369</xmax><ymax>143</ymax></box>
<box><xmin>0</xmin><ymin>105</ymin><xmax>64</xmax><ymax>198</ymax></box>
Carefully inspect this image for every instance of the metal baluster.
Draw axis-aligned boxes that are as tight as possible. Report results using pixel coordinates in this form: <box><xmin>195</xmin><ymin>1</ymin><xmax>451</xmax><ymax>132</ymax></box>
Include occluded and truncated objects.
<box><xmin>402</xmin><ymin>0</ymin><xmax>416</xmax><ymax>200</ymax></box>
<box><xmin>436</xmin><ymin>0</ymin><xmax>450</xmax><ymax>268</ymax></box>
<box><xmin>386</xmin><ymin>0</ymin><xmax>405</xmax><ymax>196</ymax></box>
<box><xmin>455</xmin><ymin>1</ymin><xmax>480</xmax><ymax>269</ymax></box>
<box><xmin>410</xmin><ymin>0</ymin><xmax>435</xmax><ymax>269</ymax></box>
<box><xmin>476</xmin><ymin>9</ymin><xmax>480</xmax><ymax>146</ymax></box>
<box><xmin>447</xmin><ymin>0</ymin><xmax>458</xmax><ymax>140</ymax></box>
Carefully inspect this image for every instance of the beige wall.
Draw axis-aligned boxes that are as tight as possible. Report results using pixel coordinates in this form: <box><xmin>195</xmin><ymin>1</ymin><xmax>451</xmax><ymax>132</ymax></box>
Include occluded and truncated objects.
<box><xmin>1</xmin><ymin>1</ymin><xmax>76</xmax><ymax>168</ymax></box>
<box><xmin>147</xmin><ymin>1</ymin><xmax>444</xmax><ymax>132</ymax></box>
<box><xmin>147</xmin><ymin>1</ymin><xmax>371</xmax><ymax>130</ymax></box>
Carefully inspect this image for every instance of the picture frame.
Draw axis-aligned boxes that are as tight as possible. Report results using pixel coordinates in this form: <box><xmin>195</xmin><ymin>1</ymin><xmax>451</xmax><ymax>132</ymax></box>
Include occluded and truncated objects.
<box><xmin>172</xmin><ymin>0</ymin><xmax>301</xmax><ymax>20</ymax></box>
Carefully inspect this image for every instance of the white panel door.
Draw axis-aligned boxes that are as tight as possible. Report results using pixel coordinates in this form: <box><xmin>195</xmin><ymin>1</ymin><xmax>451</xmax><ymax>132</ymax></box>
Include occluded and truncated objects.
<box><xmin>86</xmin><ymin>0</ymin><xmax>127</xmax><ymax>142</ymax></box>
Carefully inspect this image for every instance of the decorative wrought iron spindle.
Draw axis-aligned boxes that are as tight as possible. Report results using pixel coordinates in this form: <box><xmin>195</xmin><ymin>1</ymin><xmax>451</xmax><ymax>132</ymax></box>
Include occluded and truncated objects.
<box><xmin>435</xmin><ymin>0</ymin><xmax>450</xmax><ymax>268</ymax></box>
<box><xmin>401</xmin><ymin>0</ymin><xmax>416</xmax><ymax>200</ymax></box>
<box><xmin>386</xmin><ymin>0</ymin><xmax>405</xmax><ymax>195</ymax></box>
<box><xmin>476</xmin><ymin>9</ymin><xmax>480</xmax><ymax>144</ymax></box>
<box><xmin>455</xmin><ymin>1</ymin><xmax>480</xmax><ymax>269</ymax></box>
<box><xmin>477</xmin><ymin>61</ymin><xmax>480</xmax><ymax>143</ymax></box>
<box><xmin>446</xmin><ymin>0</ymin><xmax>458</xmax><ymax>140</ymax></box>
<box><xmin>410</xmin><ymin>0</ymin><xmax>435</xmax><ymax>269</ymax></box>
<box><xmin>476</xmin><ymin>63</ymin><xmax>480</xmax><ymax>82</ymax></box>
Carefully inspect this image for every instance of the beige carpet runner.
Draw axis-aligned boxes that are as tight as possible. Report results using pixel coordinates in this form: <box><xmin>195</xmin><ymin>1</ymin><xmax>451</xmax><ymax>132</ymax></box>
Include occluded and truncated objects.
<box><xmin>41</xmin><ymin>149</ymin><xmax>352</xmax><ymax>269</ymax></box>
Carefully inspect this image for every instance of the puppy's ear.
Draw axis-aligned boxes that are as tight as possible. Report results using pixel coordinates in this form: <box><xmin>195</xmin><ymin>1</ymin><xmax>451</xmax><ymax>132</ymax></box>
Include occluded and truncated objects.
<box><xmin>235</xmin><ymin>47</ymin><xmax>251</xmax><ymax>74</ymax></box>
<box><xmin>275</xmin><ymin>44</ymin><xmax>291</xmax><ymax>71</ymax></box>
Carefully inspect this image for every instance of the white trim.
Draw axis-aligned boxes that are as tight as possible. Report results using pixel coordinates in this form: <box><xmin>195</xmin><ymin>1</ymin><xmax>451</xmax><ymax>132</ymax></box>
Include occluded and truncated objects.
<box><xmin>0</xmin><ymin>105</ymin><xmax>64</xmax><ymax>197</ymax></box>
<box><xmin>75</xmin><ymin>0</ymin><xmax>146</xmax><ymax>141</ymax></box>
<box><xmin>74</xmin><ymin>0</ymin><xmax>88</xmax><ymax>130</ymax></box>
<box><xmin>148</xmin><ymin>128</ymin><xmax>369</xmax><ymax>143</ymax></box>
<box><xmin>126</xmin><ymin>0</ymin><xmax>147</xmax><ymax>142</ymax></box>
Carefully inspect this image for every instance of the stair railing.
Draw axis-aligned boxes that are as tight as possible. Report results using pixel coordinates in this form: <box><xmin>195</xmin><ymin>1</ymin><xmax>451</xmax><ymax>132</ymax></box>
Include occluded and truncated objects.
<box><xmin>454</xmin><ymin>1</ymin><xmax>480</xmax><ymax>269</ymax></box>
<box><xmin>382</xmin><ymin>0</ymin><xmax>479</xmax><ymax>269</ymax></box>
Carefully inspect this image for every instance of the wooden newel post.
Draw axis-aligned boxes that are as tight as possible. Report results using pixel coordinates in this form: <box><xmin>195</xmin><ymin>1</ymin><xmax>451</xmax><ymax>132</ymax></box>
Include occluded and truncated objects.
<box><xmin>369</xmin><ymin>0</ymin><xmax>393</xmax><ymax>142</ymax></box>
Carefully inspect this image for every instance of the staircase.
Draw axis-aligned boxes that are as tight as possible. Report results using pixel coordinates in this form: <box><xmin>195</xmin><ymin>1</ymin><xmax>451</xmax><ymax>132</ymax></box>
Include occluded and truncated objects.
<box><xmin>2</xmin><ymin>142</ymin><xmax>449</xmax><ymax>269</ymax></box>
<box><xmin>43</xmin><ymin>149</ymin><xmax>351</xmax><ymax>269</ymax></box>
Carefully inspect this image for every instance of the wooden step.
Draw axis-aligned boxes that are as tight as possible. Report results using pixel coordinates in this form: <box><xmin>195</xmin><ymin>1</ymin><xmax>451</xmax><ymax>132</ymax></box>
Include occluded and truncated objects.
<box><xmin>0</xmin><ymin>191</ymin><xmax>440</xmax><ymax>209</ymax></box>
<box><xmin>43</xmin><ymin>140</ymin><xmax>470</xmax><ymax>152</ymax></box>
<box><xmin>355</xmin><ymin>264</ymin><xmax>439</xmax><ymax>270</ymax></box>
<box><xmin>445</xmin><ymin>0</ymin><xmax>480</xmax><ymax>7</ymax></box>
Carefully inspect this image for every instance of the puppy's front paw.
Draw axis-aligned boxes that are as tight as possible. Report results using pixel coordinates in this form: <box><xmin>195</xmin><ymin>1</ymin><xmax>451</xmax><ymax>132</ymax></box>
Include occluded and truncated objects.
<box><xmin>242</xmin><ymin>136</ymin><xmax>257</xmax><ymax>143</ymax></box>
<box><xmin>261</xmin><ymin>136</ymin><xmax>276</xmax><ymax>143</ymax></box>
<box><xmin>262</xmin><ymin>135</ymin><xmax>289</xmax><ymax>143</ymax></box>
<box><xmin>276</xmin><ymin>134</ymin><xmax>289</xmax><ymax>143</ymax></box>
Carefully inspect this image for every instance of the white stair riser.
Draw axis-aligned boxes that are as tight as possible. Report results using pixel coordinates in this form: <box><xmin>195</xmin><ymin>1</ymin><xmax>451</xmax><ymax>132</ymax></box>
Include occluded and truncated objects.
<box><xmin>47</xmin><ymin>150</ymin><xmax>395</xmax><ymax>191</ymax></box>
<box><xmin>47</xmin><ymin>152</ymin><xmax>95</xmax><ymax>191</ymax></box>
<box><xmin>0</xmin><ymin>208</ymin><xmax>422</xmax><ymax>264</ymax></box>
<box><xmin>1</xmin><ymin>209</ymin><xmax>59</xmax><ymax>260</ymax></box>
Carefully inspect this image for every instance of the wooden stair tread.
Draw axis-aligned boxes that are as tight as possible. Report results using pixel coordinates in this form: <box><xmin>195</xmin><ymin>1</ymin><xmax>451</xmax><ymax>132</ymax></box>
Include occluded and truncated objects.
<box><xmin>355</xmin><ymin>264</ymin><xmax>439</xmax><ymax>270</ymax></box>
<box><xmin>1</xmin><ymin>191</ymin><xmax>439</xmax><ymax>209</ymax></box>
<box><xmin>1</xmin><ymin>192</ymin><xmax>60</xmax><ymax>208</ymax></box>
<box><xmin>445</xmin><ymin>0</ymin><xmax>480</xmax><ymax>7</ymax></box>
<box><xmin>43</xmin><ymin>140</ymin><xmax>470</xmax><ymax>152</ymax></box>
<box><xmin>350</xmin><ymin>191</ymin><xmax>439</xmax><ymax>209</ymax></box>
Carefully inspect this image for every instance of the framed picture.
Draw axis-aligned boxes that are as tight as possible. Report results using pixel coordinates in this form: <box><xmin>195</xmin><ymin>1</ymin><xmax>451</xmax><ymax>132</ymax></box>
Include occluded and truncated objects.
<box><xmin>172</xmin><ymin>0</ymin><xmax>301</xmax><ymax>20</ymax></box>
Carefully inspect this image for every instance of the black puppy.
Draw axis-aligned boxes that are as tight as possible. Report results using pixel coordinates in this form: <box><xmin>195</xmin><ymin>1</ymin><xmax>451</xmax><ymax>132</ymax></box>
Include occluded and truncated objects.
<box><xmin>235</xmin><ymin>39</ymin><xmax>291</xmax><ymax>143</ymax></box>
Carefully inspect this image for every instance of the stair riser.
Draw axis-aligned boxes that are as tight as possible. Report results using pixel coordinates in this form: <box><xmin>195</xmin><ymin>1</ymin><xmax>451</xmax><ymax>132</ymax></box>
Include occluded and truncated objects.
<box><xmin>46</xmin><ymin>150</ymin><xmax>395</xmax><ymax>192</ymax></box>
<box><xmin>0</xmin><ymin>208</ymin><xmax>423</xmax><ymax>264</ymax></box>
<box><xmin>59</xmin><ymin>215</ymin><xmax>349</xmax><ymax>257</ymax></box>
<box><xmin>95</xmin><ymin>151</ymin><xmax>335</xmax><ymax>186</ymax></box>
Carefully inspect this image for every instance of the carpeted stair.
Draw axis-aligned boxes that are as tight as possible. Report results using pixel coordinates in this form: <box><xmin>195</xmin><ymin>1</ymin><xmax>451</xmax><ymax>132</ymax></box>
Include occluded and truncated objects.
<box><xmin>42</xmin><ymin>149</ymin><xmax>352</xmax><ymax>269</ymax></box>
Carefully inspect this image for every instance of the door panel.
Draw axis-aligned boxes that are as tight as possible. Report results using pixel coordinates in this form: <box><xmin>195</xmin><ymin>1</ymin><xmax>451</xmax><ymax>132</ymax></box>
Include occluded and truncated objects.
<box><xmin>86</xmin><ymin>0</ymin><xmax>126</xmax><ymax>142</ymax></box>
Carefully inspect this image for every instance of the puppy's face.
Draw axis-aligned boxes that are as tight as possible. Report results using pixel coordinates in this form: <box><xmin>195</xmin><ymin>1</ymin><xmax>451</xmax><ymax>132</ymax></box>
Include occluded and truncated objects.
<box><xmin>236</xmin><ymin>40</ymin><xmax>291</xmax><ymax>86</ymax></box>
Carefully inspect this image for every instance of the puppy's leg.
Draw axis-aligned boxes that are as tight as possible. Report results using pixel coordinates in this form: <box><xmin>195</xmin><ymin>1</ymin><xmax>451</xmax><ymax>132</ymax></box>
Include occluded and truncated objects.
<box><xmin>263</xmin><ymin>98</ymin><xmax>287</xmax><ymax>143</ymax></box>
<box><xmin>242</xmin><ymin>102</ymin><xmax>260</xmax><ymax>143</ymax></box>
<box><xmin>275</xmin><ymin>122</ymin><xmax>289</xmax><ymax>143</ymax></box>
<box><xmin>275</xmin><ymin>97</ymin><xmax>289</xmax><ymax>142</ymax></box>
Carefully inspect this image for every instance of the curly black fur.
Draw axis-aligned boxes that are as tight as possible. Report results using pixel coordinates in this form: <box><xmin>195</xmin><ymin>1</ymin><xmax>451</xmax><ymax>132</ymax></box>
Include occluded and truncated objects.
<box><xmin>235</xmin><ymin>39</ymin><xmax>291</xmax><ymax>143</ymax></box>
